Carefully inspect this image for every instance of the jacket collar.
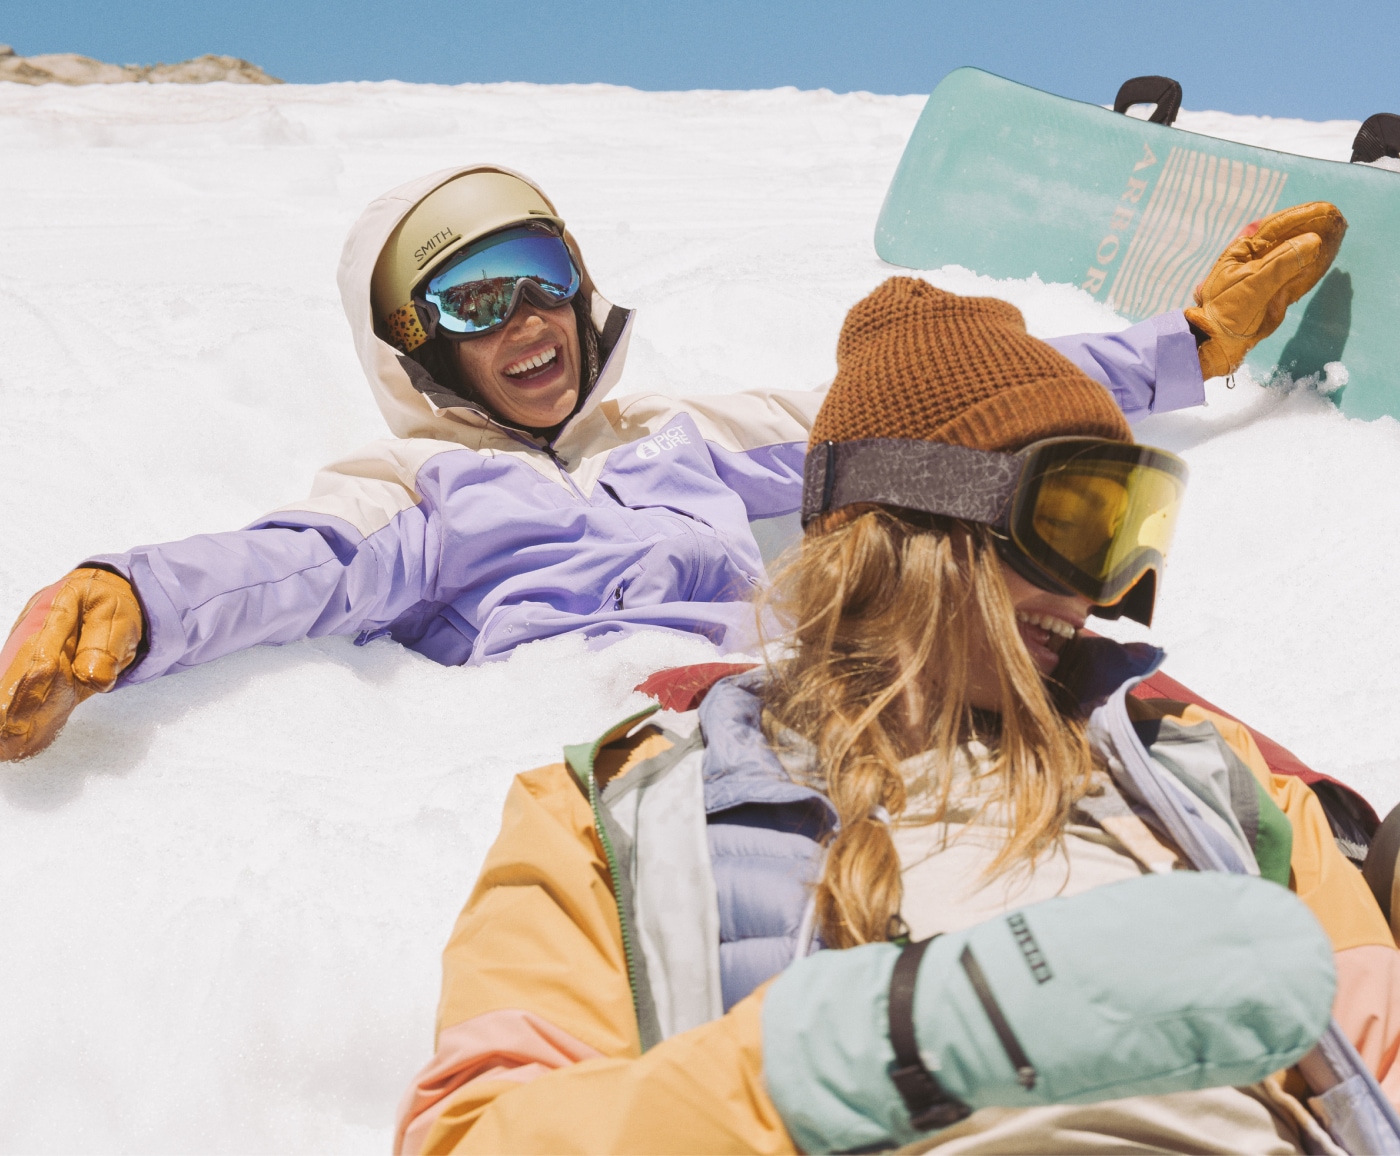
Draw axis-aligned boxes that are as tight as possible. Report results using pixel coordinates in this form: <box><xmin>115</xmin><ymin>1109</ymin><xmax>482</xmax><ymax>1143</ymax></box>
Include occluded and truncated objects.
<box><xmin>696</xmin><ymin>637</ymin><xmax>1165</xmax><ymax>817</ymax></box>
<box><xmin>698</xmin><ymin>669</ymin><xmax>836</xmax><ymax>820</ymax></box>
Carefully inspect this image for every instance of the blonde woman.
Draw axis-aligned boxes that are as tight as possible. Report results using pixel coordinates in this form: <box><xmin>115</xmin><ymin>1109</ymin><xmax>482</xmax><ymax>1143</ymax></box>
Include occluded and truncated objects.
<box><xmin>393</xmin><ymin>279</ymin><xmax>1394</xmax><ymax>1155</ymax></box>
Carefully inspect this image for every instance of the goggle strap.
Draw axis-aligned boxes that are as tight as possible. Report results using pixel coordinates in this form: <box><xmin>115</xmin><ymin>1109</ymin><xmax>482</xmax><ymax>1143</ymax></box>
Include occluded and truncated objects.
<box><xmin>801</xmin><ymin>438</ymin><xmax>1022</xmax><ymax>527</ymax></box>
<box><xmin>387</xmin><ymin>302</ymin><xmax>429</xmax><ymax>353</ymax></box>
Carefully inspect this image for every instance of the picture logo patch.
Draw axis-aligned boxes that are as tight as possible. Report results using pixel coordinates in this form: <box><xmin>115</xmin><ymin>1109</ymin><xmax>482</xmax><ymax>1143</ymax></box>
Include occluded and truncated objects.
<box><xmin>635</xmin><ymin>426</ymin><xmax>691</xmax><ymax>460</ymax></box>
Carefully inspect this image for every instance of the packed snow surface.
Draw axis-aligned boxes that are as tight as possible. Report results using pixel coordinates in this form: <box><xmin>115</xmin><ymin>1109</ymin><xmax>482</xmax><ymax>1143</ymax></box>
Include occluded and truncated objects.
<box><xmin>0</xmin><ymin>79</ymin><xmax>1395</xmax><ymax>1152</ymax></box>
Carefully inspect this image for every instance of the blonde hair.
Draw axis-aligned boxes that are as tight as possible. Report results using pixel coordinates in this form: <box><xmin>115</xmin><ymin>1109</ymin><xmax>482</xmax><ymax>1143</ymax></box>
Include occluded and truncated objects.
<box><xmin>759</xmin><ymin>505</ymin><xmax>1096</xmax><ymax>949</ymax></box>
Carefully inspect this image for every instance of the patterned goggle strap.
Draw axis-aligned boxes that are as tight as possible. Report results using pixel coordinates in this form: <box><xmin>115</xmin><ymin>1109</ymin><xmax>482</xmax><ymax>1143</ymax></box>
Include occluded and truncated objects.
<box><xmin>386</xmin><ymin>302</ymin><xmax>430</xmax><ymax>353</ymax></box>
<box><xmin>801</xmin><ymin>438</ymin><xmax>1021</xmax><ymax>528</ymax></box>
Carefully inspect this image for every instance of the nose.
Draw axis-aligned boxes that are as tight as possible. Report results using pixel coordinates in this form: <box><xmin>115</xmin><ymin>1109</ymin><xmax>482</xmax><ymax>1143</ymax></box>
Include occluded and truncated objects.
<box><xmin>504</xmin><ymin>303</ymin><xmax>550</xmax><ymax>339</ymax></box>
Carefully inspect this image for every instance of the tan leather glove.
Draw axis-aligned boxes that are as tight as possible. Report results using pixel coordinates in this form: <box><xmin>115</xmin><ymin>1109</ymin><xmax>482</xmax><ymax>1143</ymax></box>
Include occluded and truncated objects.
<box><xmin>1186</xmin><ymin>201</ymin><xmax>1347</xmax><ymax>379</ymax></box>
<box><xmin>0</xmin><ymin>568</ymin><xmax>143</xmax><ymax>761</ymax></box>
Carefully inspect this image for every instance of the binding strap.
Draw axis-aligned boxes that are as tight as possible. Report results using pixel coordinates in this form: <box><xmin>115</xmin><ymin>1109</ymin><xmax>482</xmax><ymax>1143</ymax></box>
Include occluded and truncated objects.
<box><xmin>1351</xmin><ymin>112</ymin><xmax>1400</xmax><ymax>165</ymax></box>
<box><xmin>887</xmin><ymin>936</ymin><xmax>972</xmax><ymax>1131</ymax></box>
<box><xmin>1112</xmin><ymin>75</ymin><xmax>1183</xmax><ymax>126</ymax></box>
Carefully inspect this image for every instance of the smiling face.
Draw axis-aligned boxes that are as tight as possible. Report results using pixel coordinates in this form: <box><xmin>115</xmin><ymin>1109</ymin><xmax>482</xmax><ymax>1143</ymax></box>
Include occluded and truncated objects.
<box><xmin>963</xmin><ymin>557</ymin><xmax>1093</xmax><ymax>712</ymax></box>
<box><xmin>450</xmin><ymin>299</ymin><xmax>582</xmax><ymax>430</ymax></box>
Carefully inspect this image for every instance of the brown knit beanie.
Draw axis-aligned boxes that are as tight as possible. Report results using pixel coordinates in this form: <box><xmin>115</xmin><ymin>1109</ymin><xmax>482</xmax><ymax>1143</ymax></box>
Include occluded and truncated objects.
<box><xmin>810</xmin><ymin>278</ymin><xmax>1131</xmax><ymax>452</ymax></box>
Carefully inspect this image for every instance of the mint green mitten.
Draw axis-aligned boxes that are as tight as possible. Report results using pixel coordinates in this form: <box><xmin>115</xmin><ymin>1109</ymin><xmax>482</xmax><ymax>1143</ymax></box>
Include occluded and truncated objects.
<box><xmin>763</xmin><ymin>872</ymin><xmax>1335</xmax><ymax>1154</ymax></box>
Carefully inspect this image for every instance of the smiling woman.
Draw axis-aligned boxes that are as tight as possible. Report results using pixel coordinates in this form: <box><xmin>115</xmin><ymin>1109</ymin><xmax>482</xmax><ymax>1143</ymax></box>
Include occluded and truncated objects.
<box><xmin>449</xmin><ymin>300</ymin><xmax>583</xmax><ymax>429</ymax></box>
<box><xmin>398</xmin><ymin>212</ymin><xmax>590</xmax><ymax>430</ymax></box>
<box><xmin>0</xmin><ymin>164</ymin><xmax>1327</xmax><ymax>763</ymax></box>
<box><xmin>391</xmin><ymin>278</ymin><xmax>1400</xmax><ymax>1156</ymax></box>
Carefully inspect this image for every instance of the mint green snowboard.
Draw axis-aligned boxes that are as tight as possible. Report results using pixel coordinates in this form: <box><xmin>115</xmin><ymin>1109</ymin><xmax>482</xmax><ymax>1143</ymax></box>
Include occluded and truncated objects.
<box><xmin>876</xmin><ymin>68</ymin><xmax>1400</xmax><ymax>421</ymax></box>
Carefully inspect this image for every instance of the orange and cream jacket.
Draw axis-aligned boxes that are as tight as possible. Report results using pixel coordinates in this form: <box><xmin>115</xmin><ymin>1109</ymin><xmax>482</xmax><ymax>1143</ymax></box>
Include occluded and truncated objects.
<box><xmin>394</xmin><ymin>647</ymin><xmax>1400</xmax><ymax>1154</ymax></box>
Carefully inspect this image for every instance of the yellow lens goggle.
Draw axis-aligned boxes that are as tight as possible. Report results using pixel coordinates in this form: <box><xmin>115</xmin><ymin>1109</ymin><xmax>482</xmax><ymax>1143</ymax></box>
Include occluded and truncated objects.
<box><xmin>802</xmin><ymin>435</ymin><xmax>1188</xmax><ymax>626</ymax></box>
<box><xmin>1006</xmin><ymin>438</ymin><xmax>1187</xmax><ymax>613</ymax></box>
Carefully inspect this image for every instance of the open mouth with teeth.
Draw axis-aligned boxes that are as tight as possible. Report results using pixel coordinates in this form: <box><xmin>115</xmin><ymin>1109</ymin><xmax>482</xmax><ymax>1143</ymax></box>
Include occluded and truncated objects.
<box><xmin>503</xmin><ymin>345</ymin><xmax>559</xmax><ymax>380</ymax></box>
<box><xmin>1015</xmin><ymin>610</ymin><xmax>1079</xmax><ymax>673</ymax></box>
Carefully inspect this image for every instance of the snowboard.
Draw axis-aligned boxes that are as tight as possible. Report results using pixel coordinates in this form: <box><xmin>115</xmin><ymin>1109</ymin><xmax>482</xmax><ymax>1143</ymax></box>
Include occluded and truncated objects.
<box><xmin>875</xmin><ymin>68</ymin><xmax>1400</xmax><ymax>421</ymax></box>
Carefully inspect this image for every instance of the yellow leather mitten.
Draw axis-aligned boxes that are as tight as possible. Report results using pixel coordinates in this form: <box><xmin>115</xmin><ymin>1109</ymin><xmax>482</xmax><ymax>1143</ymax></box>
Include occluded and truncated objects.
<box><xmin>0</xmin><ymin>568</ymin><xmax>143</xmax><ymax>761</ymax></box>
<box><xmin>1186</xmin><ymin>201</ymin><xmax>1347</xmax><ymax>379</ymax></box>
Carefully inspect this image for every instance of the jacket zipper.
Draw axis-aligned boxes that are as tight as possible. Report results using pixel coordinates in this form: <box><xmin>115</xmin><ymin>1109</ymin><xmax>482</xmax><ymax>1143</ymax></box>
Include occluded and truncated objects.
<box><xmin>540</xmin><ymin>441</ymin><xmax>587</xmax><ymax>500</ymax></box>
<box><xmin>563</xmin><ymin>708</ymin><xmax>657</xmax><ymax>1040</ymax></box>
<box><xmin>499</xmin><ymin>426</ymin><xmax>588</xmax><ymax>500</ymax></box>
<box><xmin>585</xmin><ymin>766</ymin><xmax>643</xmax><ymax>1028</ymax></box>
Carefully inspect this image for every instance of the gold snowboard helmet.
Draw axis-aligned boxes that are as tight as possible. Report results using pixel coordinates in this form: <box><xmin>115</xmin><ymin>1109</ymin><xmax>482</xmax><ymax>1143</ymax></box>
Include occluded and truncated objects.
<box><xmin>370</xmin><ymin>166</ymin><xmax>600</xmax><ymax>355</ymax></box>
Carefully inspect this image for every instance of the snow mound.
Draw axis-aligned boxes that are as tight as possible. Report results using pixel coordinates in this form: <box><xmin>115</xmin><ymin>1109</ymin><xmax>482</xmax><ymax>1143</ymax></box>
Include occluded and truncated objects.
<box><xmin>0</xmin><ymin>80</ymin><xmax>1392</xmax><ymax>1152</ymax></box>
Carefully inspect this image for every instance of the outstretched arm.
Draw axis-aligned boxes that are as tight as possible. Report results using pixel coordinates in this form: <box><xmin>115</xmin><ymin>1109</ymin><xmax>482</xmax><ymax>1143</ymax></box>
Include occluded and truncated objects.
<box><xmin>1046</xmin><ymin>311</ymin><xmax>1203</xmax><ymax>423</ymax></box>
<box><xmin>1049</xmin><ymin>200</ymin><xmax>1347</xmax><ymax>423</ymax></box>
<box><xmin>0</xmin><ymin>438</ymin><xmax>460</xmax><ymax>758</ymax></box>
<box><xmin>86</xmin><ymin>510</ymin><xmax>431</xmax><ymax>686</ymax></box>
<box><xmin>1049</xmin><ymin>201</ymin><xmax>1346</xmax><ymax>423</ymax></box>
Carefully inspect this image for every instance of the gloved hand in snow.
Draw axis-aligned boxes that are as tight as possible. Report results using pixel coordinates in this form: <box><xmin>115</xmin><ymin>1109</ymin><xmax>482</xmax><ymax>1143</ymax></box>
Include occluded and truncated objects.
<box><xmin>762</xmin><ymin>872</ymin><xmax>1335</xmax><ymax>1154</ymax></box>
<box><xmin>0</xmin><ymin>568</ymin><xmax>143</xmax><ymax>761</ymax></box>
<box><xmin>1187</xmin><ymin>200</ymin><xmax>1347</xmax><ymax>379</ymax></box>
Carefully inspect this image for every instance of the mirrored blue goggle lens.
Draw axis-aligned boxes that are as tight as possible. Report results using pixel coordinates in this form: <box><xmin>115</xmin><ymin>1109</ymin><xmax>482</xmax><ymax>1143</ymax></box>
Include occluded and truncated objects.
<box><xmin>424</xmin><ymin>232</ymin><xmax>580</xmax><ymax>335</ymax></box>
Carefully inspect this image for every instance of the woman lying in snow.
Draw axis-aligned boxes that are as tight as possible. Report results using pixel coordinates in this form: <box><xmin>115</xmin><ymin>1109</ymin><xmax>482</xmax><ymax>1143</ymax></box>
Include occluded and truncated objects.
<box><xmin>394</xmin><ymin>281</ymin><xmax>1400</xmax><ymax>1155</ymax></box>
<box><xmin>0</xmin><ymin>168</ymin><xmax>1344</xmax><ymax>761</ymax></box>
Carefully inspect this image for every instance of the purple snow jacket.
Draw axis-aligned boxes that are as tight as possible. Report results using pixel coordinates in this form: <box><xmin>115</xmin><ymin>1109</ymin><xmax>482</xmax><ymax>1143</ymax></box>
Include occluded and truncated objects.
<box><xmin>91</xmin><ymin>166</ymin><xmax>1205</xmax><ymax>686</ymax></box>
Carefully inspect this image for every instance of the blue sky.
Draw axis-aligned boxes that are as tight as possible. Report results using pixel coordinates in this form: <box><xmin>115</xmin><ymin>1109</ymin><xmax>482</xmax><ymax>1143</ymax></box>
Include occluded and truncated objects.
<box><xmin>5</xmin><ymin>0</ymin><xmax>1396</xmax><ymax>121</ymax></box>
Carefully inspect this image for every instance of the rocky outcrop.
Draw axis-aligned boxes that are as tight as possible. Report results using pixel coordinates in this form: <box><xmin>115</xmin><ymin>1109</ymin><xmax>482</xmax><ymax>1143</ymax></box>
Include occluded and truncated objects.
<box><xmin>0</xmin><ymin>45</ymin><xmax>281</xmax><ymax>85</ymax></box>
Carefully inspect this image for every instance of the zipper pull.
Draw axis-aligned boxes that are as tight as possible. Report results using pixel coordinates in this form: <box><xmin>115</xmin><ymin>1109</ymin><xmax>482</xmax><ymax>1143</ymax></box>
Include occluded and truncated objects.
<box><xmin>613</xmin><ymin>585</ymin><xmax>624</xmax><ymax>611</ymax></box>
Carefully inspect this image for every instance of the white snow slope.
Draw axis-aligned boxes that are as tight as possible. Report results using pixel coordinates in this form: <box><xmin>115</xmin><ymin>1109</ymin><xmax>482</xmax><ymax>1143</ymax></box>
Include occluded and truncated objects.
<box><xmin>0</xmin><ymin>80</ymin><xmax>1394</xmax><ymax>1152</ymax></box>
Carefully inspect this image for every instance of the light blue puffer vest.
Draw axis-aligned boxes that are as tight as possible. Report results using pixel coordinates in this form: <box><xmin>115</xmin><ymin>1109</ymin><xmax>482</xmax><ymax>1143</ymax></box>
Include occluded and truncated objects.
<box><xmin>697</xmin><ymin>640</ymin><xmax>1157</xmax><ymax>1009</ymax></box>
<box><xmin>698</xmin><ymin>672</ymin><xmax>832</xmax><ymax>1009</ymax></box>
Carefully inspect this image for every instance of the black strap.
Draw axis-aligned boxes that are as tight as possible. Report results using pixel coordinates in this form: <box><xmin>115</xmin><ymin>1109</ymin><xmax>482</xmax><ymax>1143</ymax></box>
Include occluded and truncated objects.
<box><xmin>1351</xmin><ymin>112</ymin><xmax>1400</xmax><ymax>165</ymax></box>
<box><xmin>887</xmin><ymin>937</ymin><xmax>972</xmax><ymax>1131</ymax></box>
<box><xmin>1112</xmin><ymin>75</ymin><xmax>1182</xmax><ymax>126</ymax></box>
<box><xmin>959</xmin><ymin>945</ymin><xmax>1038</xmax><ymax>1090</ymax></box>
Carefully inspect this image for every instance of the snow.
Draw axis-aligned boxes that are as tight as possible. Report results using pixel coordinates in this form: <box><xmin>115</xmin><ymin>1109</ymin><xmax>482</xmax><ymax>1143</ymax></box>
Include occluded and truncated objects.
<box><xmin>0</xmin><ymin>79</ymin><xmax>1392</xmax><ymax>1151</ymax></box>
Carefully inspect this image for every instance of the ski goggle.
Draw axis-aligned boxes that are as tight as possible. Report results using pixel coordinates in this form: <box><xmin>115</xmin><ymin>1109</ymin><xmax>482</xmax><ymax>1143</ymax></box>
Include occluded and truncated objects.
<box><xmin>802</xmin><ymin>436</ymin><xmax>1188</xmax><ymax>625</ymax></box>
<box><xmin>386</xmin><ymin>225</ymin><xmax>580</xmax><ymax>352</ymax></box>
<box><xmin>1000</xmin><ymin>438</ymin><xmax>1187</xmax><ymax>620</ymax></box>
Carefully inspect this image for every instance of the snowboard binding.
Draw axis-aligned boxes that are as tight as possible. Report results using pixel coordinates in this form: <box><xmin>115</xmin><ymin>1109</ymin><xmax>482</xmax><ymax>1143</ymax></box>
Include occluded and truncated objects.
<box><xmin>1112</xmin><ymin>75</ymin><xmax>1182</xmax><ymax>127</ymax></box>
<box><xmin>1351</xmin><ymin>112</ymin><xmax>1400</xmax><ymax>166</ymax></box>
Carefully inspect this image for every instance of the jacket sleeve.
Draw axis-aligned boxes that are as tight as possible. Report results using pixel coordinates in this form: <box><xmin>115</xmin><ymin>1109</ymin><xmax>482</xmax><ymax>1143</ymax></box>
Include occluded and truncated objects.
<box><xmin>396</xmin><ymin>759</ymin><xmax>793</xmax><ymax>1155</ymax></box>
<box><xmin>1193</xmin><ymin>706</ymin><xmax>1400</xmax><ymax>1108</ymax></box>
<box><xmin>1045</xmin><ymin>311</ymin><xmax>1205</xmax><ymax>423</ymax></box>
<box><xmin>87</xmin><ymin>439</ymin><xmax>460</xmax><ymax>685</ymax></box>
<box><xmin>671</xmin><ymin>312</ymin><xmax>1204</xmax><ymax>526</ymax></box>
